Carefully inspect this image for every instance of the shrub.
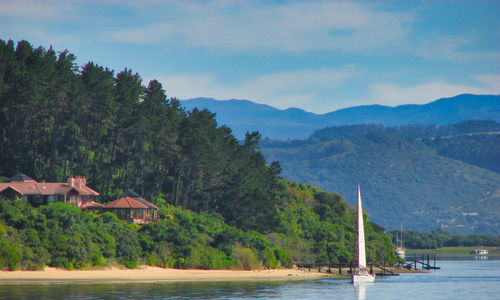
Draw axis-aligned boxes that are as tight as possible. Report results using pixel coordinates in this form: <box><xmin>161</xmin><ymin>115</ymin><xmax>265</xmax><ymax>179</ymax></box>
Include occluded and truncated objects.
<box><xmin>261</xmin><ymin>247</ymin><xmax>278</xmax><ymax>268</ymax></box>
<box><xmin>124</xmin><ymin>258</ymin><xmax>138</xmax><ymax>269</ymax></box>
<box><xmin>274</xmin><ymin>247</ymin><xmax>292</xmax><ymax>268</ymax></box>
<box><xmin>232</xmin><ymin>245</ymin><xmax>259</xmax><ymax>270</ymax></box>
<box><xmin>90</xmin><ymin>253</ymin><xmax>107</xmax><ymax>267</ymax></box>
<box><xmin>51</xmin><ymin>257</ymin><xmax>70</xmax><ymax>269</ymax></box>
<box><xmin>0</xmin><ymin>240</ymin><xmax>23</xmax><ymax>270</ymax></box>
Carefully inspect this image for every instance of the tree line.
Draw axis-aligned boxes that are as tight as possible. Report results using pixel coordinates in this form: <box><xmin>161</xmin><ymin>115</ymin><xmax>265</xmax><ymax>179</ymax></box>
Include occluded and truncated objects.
<box><xmin>309</xmin><ymin>121</ymin><xmax>500</xmax><ymax>140</ymax></box>
<box><xmin>389</xmin><ymin>230</ymin><xmax>500</xmax><ymax>249</ymax></box>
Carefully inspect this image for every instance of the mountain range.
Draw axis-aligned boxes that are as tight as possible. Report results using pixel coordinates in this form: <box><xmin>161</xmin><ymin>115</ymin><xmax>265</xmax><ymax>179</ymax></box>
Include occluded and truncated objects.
<box><xmin>181</xmin><ymin>95</ymin><xmax>500</xmax><ymax>235</ymax></box>
<box><xmin>181</xmin><ymin>94</ymin><xmax>500</xmax><ymax>140</ymax></box>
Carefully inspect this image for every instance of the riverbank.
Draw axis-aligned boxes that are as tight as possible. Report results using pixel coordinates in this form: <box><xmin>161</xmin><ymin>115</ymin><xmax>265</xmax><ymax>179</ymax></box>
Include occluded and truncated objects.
<box><xmin>406</xmin><ymin>246</ymin><xmax>500</xmax><ymax>256</ymax></box>
<box><xmin>0</xmin><ymin>266</ymin><xmax>333</xmax><ymax>283</ymax></box>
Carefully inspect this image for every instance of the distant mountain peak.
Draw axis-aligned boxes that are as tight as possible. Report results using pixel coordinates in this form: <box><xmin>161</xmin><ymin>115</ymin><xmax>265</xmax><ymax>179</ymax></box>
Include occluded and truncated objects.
<box><xmin>181</xmin><ymin>94</ymin><xmax>500</xmax><ymax>140</ymax></box>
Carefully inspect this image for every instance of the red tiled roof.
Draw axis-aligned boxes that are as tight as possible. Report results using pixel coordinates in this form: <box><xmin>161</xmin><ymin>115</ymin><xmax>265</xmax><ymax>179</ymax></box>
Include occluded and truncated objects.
<box><xmin>81</xmin><ymin>201</ymin><xmax>105</xmax><ymax>209</ymax></box>
<box><xmin>0</xmin><ymin>182</ymin><xmax>99</xmax><ymax>196</ymax></box>
<box><xmin>104</xmin><ymin>197</ymin><xmax>149</xmax><ymax>209</ymax></box>
<box><xmin>0</xmin><ymin>175</ymin><xmax>99</xmax><ymax>197</ymax></box>
<box><xmin>134</xmin><ymin>196</ymin><xmax>159</xmax><ymax>209</ymax></box>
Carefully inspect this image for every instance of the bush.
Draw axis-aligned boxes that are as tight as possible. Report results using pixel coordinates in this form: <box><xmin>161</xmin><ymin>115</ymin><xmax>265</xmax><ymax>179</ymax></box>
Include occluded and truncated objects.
<box><xmin>262</xmin><ymin>248</ymin><xmax>278</xmax><ymax>268</ymax></box>
<box><xmin>124</xmin><ymin>258</ymin><xmax>138</xmax><ymax>269</ymax></box>
<box><xmin>232</xmin><ymin>245</ymin><xmax>259</xmax><ymax>270</ymax></box>
<box><xmin>0</xmin><ymin>240</ymin><xmax>23</xmax><ymax>270</ymax></box>
<box><xmin>90</xmin><ymin>253</ymin><xmax>107</xmax><ymax>267</ymax></box>
<box><xmin>51</xmin><ymin>257</ymin><xmax>70</xmax><ymax>269</ymax></box>
<box><xmin>274</xmin><ymin>247</ymin><xmax>292</xmax><ymax>268</ymax></box>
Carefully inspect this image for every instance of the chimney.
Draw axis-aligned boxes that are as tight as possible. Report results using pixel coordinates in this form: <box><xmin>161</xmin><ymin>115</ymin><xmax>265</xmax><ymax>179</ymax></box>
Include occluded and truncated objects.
<box><xmin>73</xmin><ymin>175</ymin><xmax>86</xmax><ymax>187</ymax></box>
<box><xmin>69</xmin><ymin>176</ymin><xmax>75</xmax><ymax>187</ymax></box>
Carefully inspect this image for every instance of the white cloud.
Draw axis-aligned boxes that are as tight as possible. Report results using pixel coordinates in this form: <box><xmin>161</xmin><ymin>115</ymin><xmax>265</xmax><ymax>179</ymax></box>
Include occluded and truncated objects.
<box><xmin>101</xmin><ymin>1</ymin><xmax>413</xmax><ymax>53</ymax></box>
<box><xmin>411</xmin><ymin>35</ymin><xmax>500</xmax><ymax>61</ymax></box>
<box><xmin>102</xmin><ymin>23</ymin><xmax>175</xmax><ymax>45</ymax></box>
<box><xmin>156</xmin><ymin>66</ymin><xmax>360</xmax><ymax>112</ymax></box>
<box><xmin>472</xmin><ymin>74</ymin><xmax>500</xmax><ymax>90</ymax></box>
<box><xmin>370</xmin><ymin>76</ymin><xmax>500</xmax><ymax>106</ymax></box>
<box><xmin>413</xmin><ymin>36</ymin><xmax>471</xmax><ymax>60</ymax></box>
<box><xmin>0</xmin><ymin>0</ymin><xmax>72</xmax><ymax>20</ymax></box>
<box><xmin>159</xmin><ymin>70</ymin><xmax>500</xmax><ymax>113</ymax></box>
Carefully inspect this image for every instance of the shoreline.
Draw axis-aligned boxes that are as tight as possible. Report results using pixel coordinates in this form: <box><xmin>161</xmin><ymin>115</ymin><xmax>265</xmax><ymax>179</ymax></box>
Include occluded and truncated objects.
<box><xmin>0</xmin><ymin>265</ymin><xmax>425</xmax><ymax>284</ymax></box>
<box><xmin>0</xmin><ymin>266</ymin><xmax>334</xmax><ymax>284</ymax></box>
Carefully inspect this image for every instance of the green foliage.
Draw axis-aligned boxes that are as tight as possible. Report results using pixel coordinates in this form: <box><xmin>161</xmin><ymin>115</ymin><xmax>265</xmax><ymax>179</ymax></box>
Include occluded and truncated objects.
<box><xmin>0</xmin><ymin>199</ymin><xmax>297</xmax><ymax>270</ymax></box>
<box><xmin>0</xmin><ymin>39</ymin><xmax>284</xmax><ymax>233</ymax></box>
<box><xmin>390</xmin><ymin>229</ymin><xmax>500</xmax><ymax>249</ymax></box>
<box><xmin>262</xmin><ymin>123</ymin><xmax>500</xmax><ymax>235</ymax></box>
<box><xmin>232</xmin><ymin>245</ymin><xmax>260</xmax><ymax>270</ymax></box>
<box><xmin>272</xmin><ymin>181</ymin><xmax>396</xmax><ymax>266</ymax></box>
<box><xmin>0</xmin><ymin>240</ymin><xmax>23</xmax><ymax>270</ymax></box>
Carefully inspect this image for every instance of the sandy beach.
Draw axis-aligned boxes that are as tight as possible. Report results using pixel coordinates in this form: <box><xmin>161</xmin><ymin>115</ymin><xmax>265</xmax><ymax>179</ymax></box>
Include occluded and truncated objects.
<box><xmin>0</xmin><ymin>266</ymin><xmax>332</xmax><ymax>283</ymax></box>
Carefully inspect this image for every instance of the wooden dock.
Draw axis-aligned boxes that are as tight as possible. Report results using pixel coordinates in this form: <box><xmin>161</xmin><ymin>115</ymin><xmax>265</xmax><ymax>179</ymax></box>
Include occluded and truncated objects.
<box><xmin>295</xmin><ymin>262</ymin><xmax>400</xmax><ymax>276</ymax></box>
<box><xmin>404</xmin><ymin>253</ymin><xmax>441</xmax><ymax>270</ymax></box>
<box><xmin>296</xmin><ymin>255</ymin><xmax>441</xmax><ymax>275</ymax></box>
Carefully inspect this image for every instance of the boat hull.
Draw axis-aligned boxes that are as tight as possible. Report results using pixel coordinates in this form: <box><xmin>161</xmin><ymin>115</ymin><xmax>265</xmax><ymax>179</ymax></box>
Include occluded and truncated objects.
<box><xmin>352</xmin><ymin>274</ymin><xmax>376</xmax><ymax>283</ymax></box>
<box><xmin>395</xmin><ymin>248</ymin><xmax>405</xmax><ymax>259</ymax></box>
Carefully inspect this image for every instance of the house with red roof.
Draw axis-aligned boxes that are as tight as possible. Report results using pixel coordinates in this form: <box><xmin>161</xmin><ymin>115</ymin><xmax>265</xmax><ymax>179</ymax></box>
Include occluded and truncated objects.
<box><xmin>0</xmin><ymin>173</ymin><xmax>99</xmax><ymax>207</ymax></box>
<box><xmin>102</xmin><ymin>191</ymin><xmax>159</xmax><ymax>224</ymax></box>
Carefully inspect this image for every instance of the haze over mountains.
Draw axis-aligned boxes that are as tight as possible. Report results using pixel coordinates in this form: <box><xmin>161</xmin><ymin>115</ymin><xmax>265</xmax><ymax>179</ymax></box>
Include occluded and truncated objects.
<box><xmin>181</xmin><ymin>94</ymin><xmax>500</xmax><ymax>140</ymax></box>
<box><xmin>182</xmin><ymin>94</ymin><xmax>500</xmax><ymax>235</ymax></box>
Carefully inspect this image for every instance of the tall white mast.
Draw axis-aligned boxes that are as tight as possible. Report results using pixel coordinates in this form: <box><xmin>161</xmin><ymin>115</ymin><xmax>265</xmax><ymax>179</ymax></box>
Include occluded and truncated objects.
<box><xmin>400</xmin><ymin>224</ymin><xmax>403</xmax><ymax>248</ymax></box>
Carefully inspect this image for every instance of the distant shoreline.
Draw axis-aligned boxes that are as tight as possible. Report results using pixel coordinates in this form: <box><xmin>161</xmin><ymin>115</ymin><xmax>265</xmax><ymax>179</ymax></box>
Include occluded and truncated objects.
<box><xmin>0</xmin><ymin>266</ymin><xmax>333</xmax><ymax>284</ymax></box>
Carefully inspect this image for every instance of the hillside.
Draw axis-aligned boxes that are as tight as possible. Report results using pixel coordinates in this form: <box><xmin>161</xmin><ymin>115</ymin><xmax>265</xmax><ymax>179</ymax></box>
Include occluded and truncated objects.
<box><xmin>261</xmin><ymin>125</ymin><xmax>500</xmax><ymax>235</ymax></box>
<box><xmin>181</xmin><ymin>95</ymin><xmax>500</xmax><ymax>140</ymax></box>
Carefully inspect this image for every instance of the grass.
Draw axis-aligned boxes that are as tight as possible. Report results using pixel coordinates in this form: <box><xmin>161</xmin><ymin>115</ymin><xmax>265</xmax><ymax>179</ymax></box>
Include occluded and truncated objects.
<box><xmin>406</xmin><ymin>246</ymin><xmax>500</xmax><ymax>256</ymax></box>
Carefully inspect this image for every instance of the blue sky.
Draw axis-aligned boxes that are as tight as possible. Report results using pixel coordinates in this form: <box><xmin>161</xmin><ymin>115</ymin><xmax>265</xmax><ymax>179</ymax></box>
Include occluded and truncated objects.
<box><xmin>1</xmin><ymin>0</ymin><xmax>499</xmax><ymax>113</ymax></box>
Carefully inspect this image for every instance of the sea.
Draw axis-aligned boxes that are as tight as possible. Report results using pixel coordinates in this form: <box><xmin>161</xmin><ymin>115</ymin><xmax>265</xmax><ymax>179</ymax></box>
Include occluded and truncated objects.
<box><xmin>0</xmin><ymin>256</ymin><xmax>499</xmax><ymax>299</ymax></box>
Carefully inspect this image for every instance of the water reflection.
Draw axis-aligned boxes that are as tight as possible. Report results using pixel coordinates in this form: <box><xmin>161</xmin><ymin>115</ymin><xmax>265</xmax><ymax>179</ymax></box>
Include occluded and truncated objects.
<box><xmin>353</xmin><ymin>282</ymin><xmax>372</xmax><ymax>300</ymax></box>
<box><xmin>1</xmin><ymin>260</ymin><xmax>500</xmax><ymax>299</ymax></box>
<box><xmin>473</xmin><ymin>255</ymin><xmax>488</xmax><ymax>260</ymax></box>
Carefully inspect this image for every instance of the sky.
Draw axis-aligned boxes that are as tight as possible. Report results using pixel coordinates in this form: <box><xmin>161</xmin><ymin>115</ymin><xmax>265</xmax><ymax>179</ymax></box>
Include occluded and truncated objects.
<box><xmin>1</xmin><ymin>0</ymin><xmax>499</xmax><ymax>114</ymax></box>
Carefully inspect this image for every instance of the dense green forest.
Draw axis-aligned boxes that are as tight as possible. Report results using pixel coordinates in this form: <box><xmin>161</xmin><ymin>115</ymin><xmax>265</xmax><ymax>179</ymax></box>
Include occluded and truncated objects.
<box><xmin>0</xmin><ymin>198</ymin><xmax>290</xmax><ymax>271</ymax></box>
<box><xmin>0</xmin><ymin>181</ymin><xmax>395</xmax><ymax>271</ymax></box>
<box><xmin>262</xmin><ymin>122</ymin><xmax>500</xmax><ymax>235</ymax></box>
<box><xmin>309</xmin><ymin>121</ymin><xmax>500</xmax><ymax>174</ymax></box>
<box><xmin>0</xmin><ymin>39</ymin><xmax>282</xmax><ymax>232</ymax></box>
<box><xmin>389</xmin><ymin>229</ymin><xmax>500</xmax><ymax>249</ymax></box>
<box><xmin>3</xmin><ymin>192</ymin><xmax>496</xmax><ymax>270</ymax></box>
<box><xmin>0</xmin><ymin>40</ymin><xmax>396</xmax><ymax>270</ymax></box>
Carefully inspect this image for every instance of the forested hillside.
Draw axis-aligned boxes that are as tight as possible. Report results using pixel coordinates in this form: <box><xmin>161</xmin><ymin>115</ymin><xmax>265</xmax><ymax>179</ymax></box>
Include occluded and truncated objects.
<box><xmin>0</xmin><ymin>181</ymin><xmax>395</xmax><ymax>271</ymax></box>
<box><xmin>0</xmin><ymin>39</ymin><xmax>282</xmax><ymax>232</ymax></box>
<box><xmin>262</xmin><ymin>122</ymin><xmax>500</xmax><ymax>235</ymax></box>
<box><xmin>0</xmin><ymin>40</ymin><xmax>396</xmax><ymax>270</ymax></box>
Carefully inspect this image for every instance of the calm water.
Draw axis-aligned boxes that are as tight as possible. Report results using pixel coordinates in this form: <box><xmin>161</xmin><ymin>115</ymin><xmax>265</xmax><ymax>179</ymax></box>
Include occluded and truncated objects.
<box><xmin>1</xmin><ymin>258</ymin><xmax>499</xmax><ymax>299</ymax></box>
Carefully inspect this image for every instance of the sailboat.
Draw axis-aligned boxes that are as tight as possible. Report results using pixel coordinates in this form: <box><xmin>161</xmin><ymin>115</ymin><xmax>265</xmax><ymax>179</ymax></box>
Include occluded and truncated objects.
<box><xmin>394</xmin><ymin>224</ymin><xmax>406</xmax><ymax>259</ymax></box>
<box><xmin>352</xmin><ymin>185</ymin><xmax>375</xmax><ymax>284</ymax></box>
